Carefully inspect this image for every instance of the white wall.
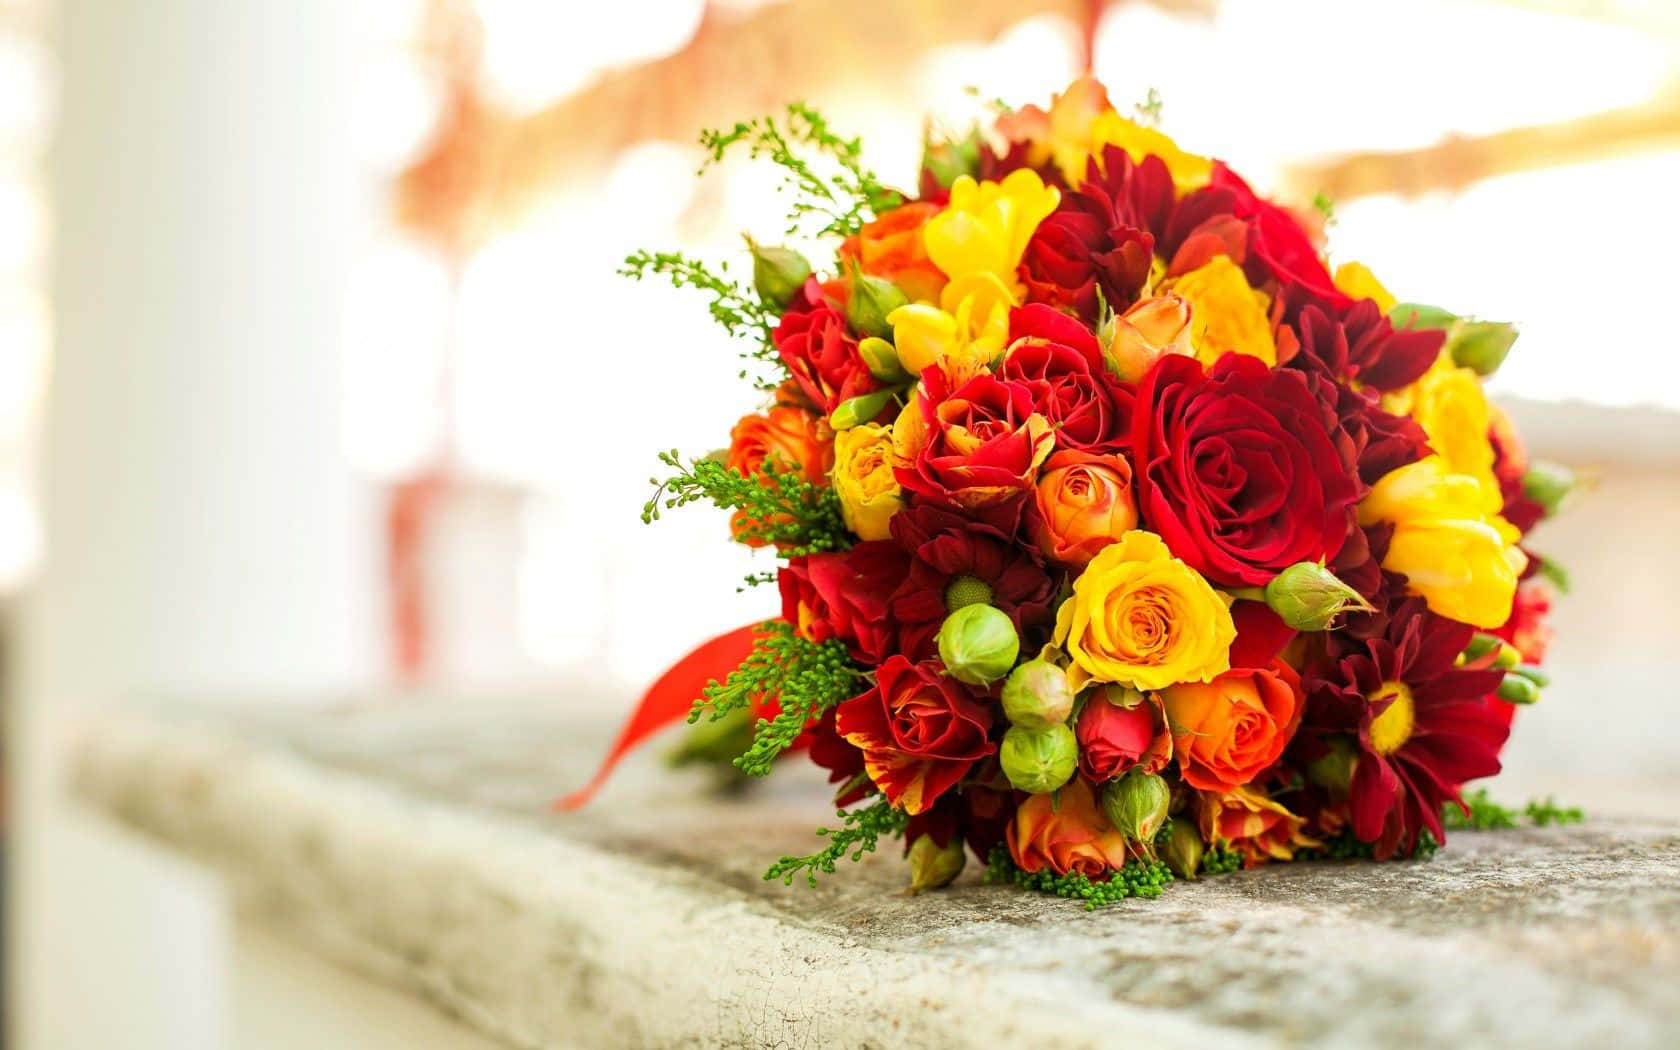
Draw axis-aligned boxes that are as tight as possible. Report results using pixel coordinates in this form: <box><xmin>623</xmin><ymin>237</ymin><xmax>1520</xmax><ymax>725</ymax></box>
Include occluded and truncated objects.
<box><xmin>11</xmin><ymin>1</ymin><xmax>380</xmax><ymax>1047</ymax></box>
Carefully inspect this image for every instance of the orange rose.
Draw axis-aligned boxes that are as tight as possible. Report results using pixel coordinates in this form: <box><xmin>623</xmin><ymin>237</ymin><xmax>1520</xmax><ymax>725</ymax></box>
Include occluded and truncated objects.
<box><xmin>1028</xmin><ymin>450</ymin><xmax>1138</xmax><ymax>567</ymax></box>
<box><xmin>1160</xmin><ymin>659</ymin><xmax>1304</xmax><ymax>793</ymax></box>
<box><xmin>840</xmin><ymin>202</ymin><xmax>947</xmax><ymax>304</ymax></box>
<box><xmin>726</xmin><ymin>405</ymin><xmax>834</xmax><ymax>547</ymax></box>
<box><xmin>1196</xmin><ymin>786</ymin><xmax>1320</xmax><ymax>867</ymax></box>
<box><xmin>1007</xmin><ymin>778</ymin><xmax>1131</xmax><ymax>878</ymax></box>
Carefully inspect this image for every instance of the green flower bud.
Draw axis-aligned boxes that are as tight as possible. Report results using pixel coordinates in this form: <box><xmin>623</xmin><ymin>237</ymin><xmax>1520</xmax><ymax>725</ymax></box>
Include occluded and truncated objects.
<box><xmin>1000</xmin><ymin>659</ymin><xmax>1075</xmax><ymax>729</ymax></box>
<box><xmin>845</xmin><ymin>272</ymin><xmax>908</xmax><ymax>339</ymax></box>
<box><xmin>1496</xmin><ymin>673</ymin><xmax>1540</xmax><ymax>705</ymax></box>
<box><xmin>1513</xmin><ymin>665</ymin><xmax>1550</xmax><ymax>688</ymax></box>
<box><xmin>1163</xmin><ymin>819</ymin><xmax>1205</xmax><ymax>881</ymax></box>
<box><xmin>1388</xmin><ymin>302</ymin><xmax>1457</xmax><ymax>330</ymax></box>
<box><xmin>857</xmin><ymin>336</ymin><xmax>909</xmax><ymax>383</ymax></box>
<box><xmin>1447</xmin><ymin>320</ymin><xmax>1518</xmax><ymax>376</ymax></box>
<box><xmin>907</xmin><ymin>834</ymin><xmax>966</xmax><ymax>894</ymax></box>
<box><xmin>1263</xmin><ymin>562</ymin><xmax>1374</xmax><ymax>631</ymax></box>
<box><xmin>1305</xmin><ymin>736</ymin><xmax>1357</xmax><ymax>797</ymax></box>
<box><xmin>937</xmin><ymin>604</ymin><xmax>1019</xmax><ymax>685</ymax></box>
<box><xmin>829</xmin><ymin>388</ymin><xmax>897</xmax><ymax>430</ymax></box>
<box><xmin>999</xmin><ymin>724</ymin><xmax>1077</xmax><ymax>794</ymax></box>
<box><xmin>1521</xmin><ymin>460</ymin><xmax>1580</xmax><ymax>517</ymax></box>
<box><xmin>1100</xmin><ymin>770</ymin><xmax>1171</xmax><ymax>858</ymax></box>
<box><xmin>665</xmin><ymin>705</ymin><xmax>755</xmax><ymax>768</ymax></box>
<box><xmin>745</xmin><ymin>236</ymin><xmax>811</xmax><ymax>311</ymax></box>
<box><xmin>942</xmin><ymin>573</ymin><xmax>994</xmax><ymax>612</ymax></box>
<box><xmin>1461</xmin><ymin>632</ymin><xmax>1502</xmax><ymax>662</ymax></box>
<box><xmin>921</xmin><ymin>125</ymin><xmax>982</xmax><ymax>191</ymax></box>
<box><xmin>1492</xmin><ymin>642</ymin><xmax>1522</xmax><ymax>670</ymax></box>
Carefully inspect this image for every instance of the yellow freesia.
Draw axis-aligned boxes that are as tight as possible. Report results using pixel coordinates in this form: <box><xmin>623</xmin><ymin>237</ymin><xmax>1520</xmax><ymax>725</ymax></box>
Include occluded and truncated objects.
<box><xmin>922</xmin><ymin>171</ymin><xmax>1060</xmax><ymax>289</ymax></box>
<box><xmin>1392</xmin><ymin>352</ymin><xmax>1502</xmax><ymax>515</ymax></box>
<box><xmin>1358</xmin><ymin>456</ymin><xmax>1527</xmax><ymax>628</ymax></box>
<box><xmin>886</xmin><ymin>271</ymin><xmax>1013</xmax><ymax>381</ymax></box>
<box><xmin>1169</xmin><ymin>256</ymin><xmax>1277</xmax><ymax>367</ymax></box>
<box><xmin>1088</xmin><ymin>111</ymin><xmax>1212</xmax><ymax>193</ymax></box>
<box><xmin>1332</xmin><ymin>261</ymin><xmax>1396</xmax><ymax>314</ymax></box>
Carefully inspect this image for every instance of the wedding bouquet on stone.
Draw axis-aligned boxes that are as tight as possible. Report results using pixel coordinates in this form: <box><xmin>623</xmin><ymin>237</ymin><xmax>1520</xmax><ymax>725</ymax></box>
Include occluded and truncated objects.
<box><xmin>563</xmin><ymin>78</ymin><xmax>1578</xmax><ymax>907</ymax></box>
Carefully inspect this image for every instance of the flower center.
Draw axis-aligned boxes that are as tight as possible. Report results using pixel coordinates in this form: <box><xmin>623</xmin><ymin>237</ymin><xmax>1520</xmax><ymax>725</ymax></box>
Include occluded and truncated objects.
<box><xmin>944</xmin><ymin>574</ymin><xmax>994</xmax><ymax>612</ymax></box>
<box><xmin>1366</xmin><ymin>680</ymin><xmax>1416</xmax><ymax>756</ymax></box>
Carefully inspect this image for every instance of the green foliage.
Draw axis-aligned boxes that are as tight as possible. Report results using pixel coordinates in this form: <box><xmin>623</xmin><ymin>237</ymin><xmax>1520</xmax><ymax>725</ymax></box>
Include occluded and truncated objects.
<box><xmin>1303</xmin><ymin>829</ymin><xmax>1439</xmax><ymax>862</ymax></box>
<box><xmin>1312</xmin><ymin>191</ymin><xmax>1336</xmax><ymax>225</ymax></box>
<box><xmin>1133</xmin><ymin>87</ymin><xmax>1165</xmax><ymax>125</ymax></box>
<box><xmin>1443</xmin><ymin>788</ymin><xmax>1584</xmax><ymax>830</ymax></box>
<box><xmin>699</xmin><ymin>102</ymin><xmax>899</xmax><ymax>238</ymax></box>
<box><xmin>985</xmin><ymin>846</ymin><xmax>1174</xmax><ymax>910</ymax></box>
<box><xmin>619</xmin><ymin>250</ymin><xmax>783</xmax><ymax>387</ymax></box>
<box><xmin>764</xmin><ymin>797</ymin><xmax>909</xmax><ymax>888</ymax></box>
<box><xmin>688</xmin><ymin>620</ymin><xmax>863</xmax><ymax>778</ymax></box>
<box><xmin>1535</xmin><ymin>555</ymin><xmax>1572</xmax><ymax>595</ymax></box>
<box><xmin>643</xmin><ymin>450</ymin><xmax>848</xmax><ymax>556</ymax></box>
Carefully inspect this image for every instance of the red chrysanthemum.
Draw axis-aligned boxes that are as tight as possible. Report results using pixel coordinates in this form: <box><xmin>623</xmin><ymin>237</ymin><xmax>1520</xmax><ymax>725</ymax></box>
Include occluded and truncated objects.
<box><xmin>1284</xmin><ymin>296</ymin><xmax>1444</xmax><ymax>393</ymax></box>
<box><xmin>1302</xmin><ymin>599</ymin><xmax>1510</xmax><ymax>858</ymax></box>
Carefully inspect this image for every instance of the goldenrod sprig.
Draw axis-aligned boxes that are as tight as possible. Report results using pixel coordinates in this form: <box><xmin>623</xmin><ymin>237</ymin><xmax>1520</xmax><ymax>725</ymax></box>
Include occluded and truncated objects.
<box><xmin>765</xmin><ymin>797</ymin><xmax>908</xmax><ymax>888</ymax></box>
<box><xmin>643</xmin><ymin>450</ymin><xmax>848</xmax><ymax>555</ymax></box>
<box><xmin>619</xmin><ymin>250</ymin><xmax>784</xmax><ymax>387</ymax></box>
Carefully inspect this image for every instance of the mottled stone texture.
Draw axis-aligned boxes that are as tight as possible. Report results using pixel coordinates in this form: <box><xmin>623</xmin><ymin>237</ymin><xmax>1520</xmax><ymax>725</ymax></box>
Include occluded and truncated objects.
<box><xmin>67</xmin><ymin>701</ymin><xmax>1680</xmax><ymax>1050</ymax></box>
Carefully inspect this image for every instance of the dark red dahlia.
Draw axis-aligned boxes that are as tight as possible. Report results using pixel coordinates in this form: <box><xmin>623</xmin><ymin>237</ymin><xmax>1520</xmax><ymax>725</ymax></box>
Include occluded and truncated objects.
<box><xmin>1299</xmin><ymin>368</ymin><xmax>1433</xmax><ymax>488</ymax></box>
<box><xmin>1284</xmin><ymin>297</ymin><xmax>1444</xmax><ymax>393</ymax></box>
<box><xmin>1301</xmin><ymin>599</ymin><xmax>1510</xmax><ymax>858</ymax></box>
<box><xmin>888</xmin><ymin>501</ymin><xmax>1059</xmax><ymax>660</ymax></box>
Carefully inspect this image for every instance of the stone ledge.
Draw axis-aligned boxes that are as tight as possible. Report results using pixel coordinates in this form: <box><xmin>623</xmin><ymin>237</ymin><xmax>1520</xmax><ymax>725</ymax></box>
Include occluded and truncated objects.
<box><xmin>65</xmin><ymin>701</ymin><xmax>1680</xmax><ymax>1050</ymax></box>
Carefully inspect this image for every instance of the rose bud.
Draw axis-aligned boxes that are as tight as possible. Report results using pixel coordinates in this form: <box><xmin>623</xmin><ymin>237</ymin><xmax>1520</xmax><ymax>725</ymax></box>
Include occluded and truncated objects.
<box><xmin>1163</xmin><ymin>819</ymin><xmax>1204</xmax><ymax>881</ymax></box>
<box><xmin>1388</xmin><ymin>301</ymin><xmax>1458</xmax><ymax>330</ymax></box>
<box><xmin>1102</xmin><ymin>293</ymin><xmax>1193</xmax><ymax>383</ymax></box>
<box><xmin>907</xmin><ymin>833</ymin><xmax>967</xmax><ymax>894</ymax></box>
<box><xmin>1262</xmin><ymin>562</ymin><xmax>1375</xmax><ymax>631</ymax></box>
<box><xmin>1000</xmin><ymin>659</ymin><xmax>1075</xmax><ymax>729</ymax></box>
<box><xmin>1447</xmin><ymin>319</ymin><xmax>1518</xmax><ymax>376</ymax></box>
<box><xmin>829</xmin><ymin>388</ymin><xmax>897</xmax><ymax>431</ymax></box>
<box><xmin>999</xmin><ymin>723</ymin><xmax>1077</xmax><ymax>794</ymax></box>
<box><xmin>846</xmin><ymin>271</ymin><xmax>908</xmax><ymax>339</ymax></box>
<box><xmin>936</xmin><ymin>603</ymin><xmax>1020</xmax><ymax>686</ymax></box>
<box><xmin>1100</xmin><ymin>769</ymin><xmax>1170</xmax><ymax>858</ymax></box>
<box><xmin>856</xmin><ymin>336</ymin><xmax>909</xmax><ymax>383</ymax></box>
<box><xmin>746</xmin><ymin>237</ymin><xmax>812</xmax><ymax>311</ymax></box>
<box><xmin>1029</xmin><ymin>450</ymin><xmax>1138</xmax><ymax>568</ymax></box>
<box><xmin>1304</xmin><ymin>736</ymin><xmax>1357</xmax><ymax>797</ymax></box>
<box><xmin>1074</xmin><ymin>684</ymin><xmax>1169</xmax><ymax>781</ymax></box>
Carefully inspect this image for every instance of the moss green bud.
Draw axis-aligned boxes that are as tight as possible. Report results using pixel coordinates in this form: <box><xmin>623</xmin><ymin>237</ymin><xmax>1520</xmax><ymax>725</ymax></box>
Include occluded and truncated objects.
<box><xmin>1163</xmin><ymin>820</ymin><xmax>1205</xmax><ymax>881</ymax></box>
<box><xmin>857</xmin><ymin>336</ymin><xmax>909</xmax><ymax>383</ymax></box>
<box><xmin>1521</xmin><ymin>460</ymin><xmax>1580</xmax><ymax>517</ymax></box>
<box><xmin>907</xmin><ymin>834</ymin><xmax>966</xmax><ymax>894</ymax></box>
<box><xmin>745</xmin><ymin>237</ymin><xmax>811</xmax><ymax>310</ymax></box>
<box><xmin>942</xmin><ymin>573</ymin><xmax>993</xmax><ymax>612</ymax></box>
<box><xmin>1100</xmin><ymin>770</ymin><xmax>1171</xmax><ymax>857</ymax></box>
<box><xmin>1000</xmin><ymin>659</ymin><xmax>1074</xmax><ymax>729</ymax></box>
<box><xmin>921</xmin><ymin>125</ymin><xmax>982</xmax><ymax>191</ymax></box>
<box><xmin>1263</xmin><ymin>562</ymin><xmax>1374</xmax><ymax>631</ymax></box>
<box><xmin>829</xmin><ymin>388</ymin><xmax>897</xmax><ymax>430</ymax></box>
<box><xmin>1447</xmin><ymin>320</ymin><xmax>1518</xmax><ymax>376</ymax></box>
<box><xmin>845</xmin><ymin>272</ymin><xmax>908</xmax><ymax>339</ymax></box>
<box><xmin>1388</xmin><ymin>302</ymin><xmax>1457</xmax><ymax>330</ymax></box>
<box><xmin>1461</xmin><ymin>632</ymin><xmax>1502</xmax><ymax>662</ymax></box>
<box><xmin>1305</xmin><ymin>736</ymin><xmax>1357</xmax><ymax>797</ymax></box>
<box><xmin>937</xmin><ymin>604</ymin><xmax>1019</xmax><ymax>685</ymax></box>
<box><xmin>999</xmin><ymin>724</ymin><xmax>1077</xmax><ymax>794</ymax></box>
<box><xmin>1496</xmin><ymin>673</ymin><xmax>1540</xmax><ymax>705</ymax></box>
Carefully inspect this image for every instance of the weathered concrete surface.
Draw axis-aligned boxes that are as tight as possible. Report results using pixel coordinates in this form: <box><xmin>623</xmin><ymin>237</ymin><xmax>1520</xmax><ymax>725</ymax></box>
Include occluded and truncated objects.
<box><xmin>66</xmin><ymin>700</ymin><xmax>1680</xmax><ymax>1050</ymax></box>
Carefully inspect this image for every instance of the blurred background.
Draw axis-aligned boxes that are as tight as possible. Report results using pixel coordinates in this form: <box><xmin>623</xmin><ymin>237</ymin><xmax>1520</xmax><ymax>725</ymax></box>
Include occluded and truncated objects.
<box><xmin>1</xmin><ymin>0</ymin><xmax>1677</xmax><ymax>1047</ymax></box>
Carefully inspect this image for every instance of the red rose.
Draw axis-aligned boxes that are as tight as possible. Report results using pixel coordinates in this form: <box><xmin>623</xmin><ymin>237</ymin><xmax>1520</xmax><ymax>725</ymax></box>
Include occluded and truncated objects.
<box><xmin>888</xmin><ymin>502</ymin><xmax>1058</xmax><ymax>661</ymax></box>
<box><xmin>778</xmin><ymin>543</ymin><xmax>906</xmax><ymax>665</ymax></box>
<box><xmin>1075</xmin><ymin>685</ymin><xmax>1171</xmax><ymax>781</ymax></box>
<box><xmin>835</xmin><ymin>656</ymin><xmax>996</xmax><ymax>815</ymax></box>
<box><xmin>998</xmin><ymin>304</ymin><xmax>1133</xmax><ymax>453</ymax></box>
<box><xmin>773</xmin><ymin>276</ymin><xmax>882</xmax><ymax>414</ymax></box>
<box><xmin>1208</xmin><ymin>162</ymin><xmax>1349</xmax><ymax>309</ymax></box>
<box><xmin>894</xmin><ymin>368</ymin><xmax>1054</xmax><ymax>509</ymax></box>
<box><xmin>1133</xmin><ymin>353</ymin><xmax>1360</xmax><ymax>587</ymax></box>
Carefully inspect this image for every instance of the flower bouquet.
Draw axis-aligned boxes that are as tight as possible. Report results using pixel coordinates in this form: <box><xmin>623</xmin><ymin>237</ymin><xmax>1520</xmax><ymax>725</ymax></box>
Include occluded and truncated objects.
<box><xmin>562</xmin><ymin>79</ymin><xmax>1580</xmax><ymax>906</ymax></box>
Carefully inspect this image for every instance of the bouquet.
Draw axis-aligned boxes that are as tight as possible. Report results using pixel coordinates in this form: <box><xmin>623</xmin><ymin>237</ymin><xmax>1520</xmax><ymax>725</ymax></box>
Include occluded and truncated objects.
<box><xmin>563</xmin><ymin>79</ymin><xmax>1580</xmax><ymax>906</ymax></box>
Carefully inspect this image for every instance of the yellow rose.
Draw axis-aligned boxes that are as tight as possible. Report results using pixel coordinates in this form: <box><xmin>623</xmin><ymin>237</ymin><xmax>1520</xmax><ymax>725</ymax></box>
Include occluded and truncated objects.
<box><xmin>886</xmin><ymin>271</ymin><xmax>1013</xmax><ymax>381</ymax></box>
<box><xmin>1102</xmin><ymin>293</ymin><xmax>1194</xmax><ymax>382</ymax></box>
<box><xmin>1390</xmin><ymin>353</ymin><xmax>1501</xmax><ymax>514</ymax></box>
<box><xmin>1169</xmin><ymin>256</ymin><xmax>1277</xmax><ymax>367</ymax></box>
<box><xmin>1332</xmin><ymin>261</ymin><xmax>1396</xmax><ymax>314</ymax></box>
<box><xmin>1051</xmin><ymin>530</ymin><xmax>1235</xmax><ymax>692</ymax></box>
<box><xmin>832</xmin><ymin>423</ymin><xmax>902</xmax><ymax>541</ymax></box>
<box><xmin>922</xmin><ymin>171</ymin><xmax>1060</xmax><ymax>288</ymax></box>
<box><xmin>1358</xmin><ymin>456</ymin><xmax>1527</xmax><ymax>628</ymax></box>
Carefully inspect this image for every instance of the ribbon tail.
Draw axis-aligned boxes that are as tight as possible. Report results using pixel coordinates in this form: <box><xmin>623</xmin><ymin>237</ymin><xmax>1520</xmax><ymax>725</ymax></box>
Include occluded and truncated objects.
<box><xmin>554</xmin><ymin>622</ymin><xmax>762</xmax><ymax>811</ymax></box>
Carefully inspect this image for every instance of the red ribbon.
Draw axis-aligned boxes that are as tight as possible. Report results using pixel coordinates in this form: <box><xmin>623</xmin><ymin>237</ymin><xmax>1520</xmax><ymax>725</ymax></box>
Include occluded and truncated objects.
<box><xmin>554</xmin><ymin>622</ymin><xmax>761</xmax><ymax>811</ymax></box>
